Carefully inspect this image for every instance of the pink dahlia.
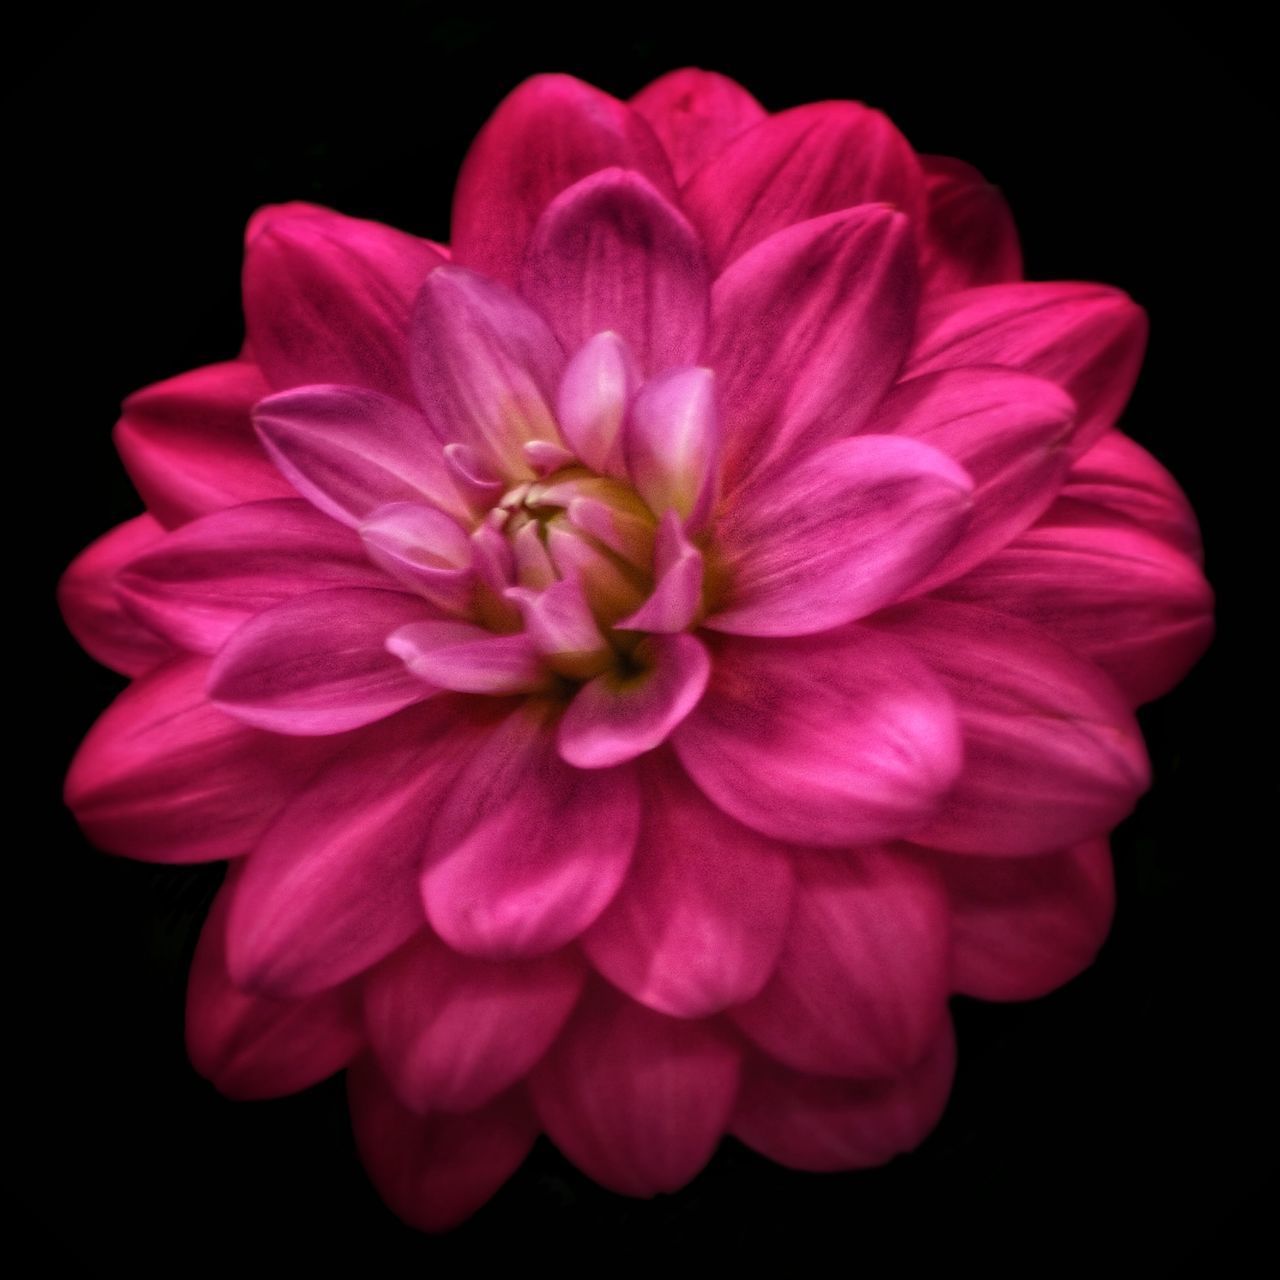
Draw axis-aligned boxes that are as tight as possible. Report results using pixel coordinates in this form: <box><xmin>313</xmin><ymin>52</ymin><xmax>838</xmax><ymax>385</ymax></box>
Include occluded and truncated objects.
<box><xmin>59</xmin><ymin>69</ymin><xmax>1214</xmax><ymax>1230</ymax></box>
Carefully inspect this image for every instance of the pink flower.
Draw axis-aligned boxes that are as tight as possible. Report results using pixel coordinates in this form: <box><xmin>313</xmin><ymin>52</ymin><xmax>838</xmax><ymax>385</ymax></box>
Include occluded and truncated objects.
<box><xmin>58</xmin><ymin>69</ymin><xmax>1213</xmax><ymax>1231</ymax></box>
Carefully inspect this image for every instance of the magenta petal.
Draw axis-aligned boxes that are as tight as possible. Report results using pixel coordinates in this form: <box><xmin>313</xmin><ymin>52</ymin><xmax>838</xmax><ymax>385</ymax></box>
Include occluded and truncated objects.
<box><xmin>529</xmin><ymin>982</ymin><xmax>741</xmax><ymax>1196</ymax></box>
<box><xmin>422</xmin><ymin>704</ymin><xmax>641</xmax><ymax>959</ymax></box>
<box><xmin>387</xmin><ymin>620</ymin><xmax>549</xmax><ymax>695</ymax></box>
<box><xmin>243</xmin><ymin>202</ymin><xmax>445</xmax><ymax>399</ymax></box>
<box><xmin>451</xmin><ymin>73</ymin><xmax>675</xmax><ymax>289</ymax></box>
<box><xmin>208</xmin><ymin>588</ymin><xmax>431</xmax><ymax>735</ymax></box>
<box><xmin>364</xmin><ymin>931</ymin><xmax>585</xmax><ymax>1113</ymax></box>
<box><xmin>582</xmin><ymin>756</ymin><xmax>794</xmax><ymax>1017</ymax></box>
<box><xmin>58</xmin><ymin>514</ymin><xmax>174</xmax><ymax>676</ymax></box>
<box><xmin>708</xmin><ymin>434</ymin><xmax>973</xmax><ymax>637</ymax></box>
<box><xmin>731</xmin><ymin>1021</ymin><xmax>957</xmax><ymax>1172</ymax></box>
<box><xmin>555</xmin><ymin>331</ymin><xmax>639</xmax><ymax>477</ymax></box>
<box><xmin>65</xmin><ymin>657</ymin><xmax>338</xmax><ymax>863</ymax></box>
<box><xmin>710</xmin><ymin>207</ymin><xmax>917</xmax><ymax>490</ymax></box>
<box><xmin>114</xmin><ymin>360</ymin><xmax>292</xmax><ymax>527</ymax></box>
<box><xmin>186</xmin><ymin>873</ymin><xmax>363</xmax><ymax>1099</ymax></box>
<box><xmin>349</xmin><ymin>1056</ymin><xmax>537</xmax><ymax>1233</ymax></box>
<box><xmin>731</xmin><ymin>851</ymin><xmax>951</xmax><ymax>1078</ymax></box>
<box><xmin>673</xmin><ymin>628</ymin><xmax>962</xmax><ymax>848</ymax></box>
<box><xmin>874</xmin><ymin>600</ymin><xmax>1151</xmax><ymax>855</ymax></box>
<box><xmin>919</xmin><ymin>155</ymin><xmax>1023</xmax><ymax>297</ymax></box>
<box><xmin>615</xmin><ymin>511</ymin><xmax>702</xmax><ymax>633</ymax></box>
<box><xmin>116</xmin><ymin>500</ymin><xmax>385</xmax><ymax>655</ymax></box>
<box><xmin>506</xmin><ymin>577</ymin><xmax>611</xmax><ymax>679</ymax></box>
<box><xmin>682</xmin><ymin>101</ymin><xmax>926</xmax><ymax>272</ymax></box>
<box><xmin>358</xmin><ymin>502</ymin><xmax>475</xmax><ymax>613</ymax></box>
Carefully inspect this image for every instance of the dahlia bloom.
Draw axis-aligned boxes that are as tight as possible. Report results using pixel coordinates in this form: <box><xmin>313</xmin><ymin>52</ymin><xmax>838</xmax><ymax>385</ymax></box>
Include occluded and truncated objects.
<box><xmin>59</xmin><ymin>69</ymin><xmax>1213</xmax><ymax>1230</ymax></box>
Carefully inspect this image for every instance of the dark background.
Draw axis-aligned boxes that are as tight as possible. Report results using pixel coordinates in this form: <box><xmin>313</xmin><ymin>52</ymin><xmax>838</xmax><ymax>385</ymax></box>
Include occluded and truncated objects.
<box><xmin>19</xmin><ymin>3</ymin><xmax>1260</xmax><ymax>1268</ymax></box>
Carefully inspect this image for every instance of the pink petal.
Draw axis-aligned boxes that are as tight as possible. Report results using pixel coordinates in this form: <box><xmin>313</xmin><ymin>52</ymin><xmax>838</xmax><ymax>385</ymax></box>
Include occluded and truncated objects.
<box><xmin>630</xmin><ymin>68</ymin><xmax>767</xmax><ymax>185</ymax></box>
<box><xmin>116</xmin><ymin>500</ymin><xmax>385</xmax><ymax>655</ymax></box>
<box><xmin>731</xmin><ymin>850</ymin><xmax>951</xmax><ymax>1078</ymax></box>
<box><xmin>65</xmin><ymin>657</ymin><xmax>338</xmax><ymax>863</ymax></box>
<box><xmin>387</xmin><ymin>620</ymin><xmax>549</xmax><ymax>695</ymax></box>
<box><xmin>242</xmin><ymin>202</ymin><xmax>444</xmax><ymax>399</ymax></box>
<box><xmin>207</xmin><ymin>587</ymin><xmax>431</xmax><ymax>735</ymax></box>
<box><xmin>615</xmin><ymin>510</ymin><xmax>702</xmax><ymax>633</ymax></box>
<box><xmin>555</xmin><ymin>331</ymin><xmax>639</xmax><ymax>477</ymax></box>
<box><xmin>348</xmin><ymin>1056</ymin><xmax>537</xmax><ymax>1233</ymax></box>
<box><xmin>364</xmin><ymin>930</ymin><xmax>585</xmax><ymax>1113</ymax></box>
<box><xmin>681</xmin><ymin>101</ymin><xmax>925</xmax><ymax>272</ymax></box>
<box><xmin>450</xmin><ymin>73</ymin><xmax>675</xmax><ymax>289</ymax></box>
<box><xmin>731</xmin><ymin>1021</ymin><xmax>957</xmax><ymax>1172</ymax></box>
<box><xmin>529</xmin><ymin>982</ymin><xmax>741</xmax><ymax>1196</ymax></box>
<box><xmin>443</xmin><ymin>442</ymin><xmax>505</xmax><ymax>514</ymax></box>
<box><xmin>582</xmin><ymin>755</ymin><xmax>794</xmax><ymax>1017</ymax></box>
<box><xmin>909</xmin><ymin>282</ymin><xmax>1148</xmax><ymax>455</ymax></box>
<box><xmin>709</xmin><ymin>207</ymin><xmax>917</xmax><ymax>490</ymax></box>
<box><xmin>114</xmin><ymin>360</ymin><xmax>292</xmax><ymax>528</ymax></box>
<box><xmin>58</xmin><ymin>514</ymin><xmax>174</xmax><ymax>676</ymax></box>
<box><xmin>505</xmin><ymin>578</ymin><xmax>612</xmax><ymax>681</ymax></box>
<box><xmin>919</xmin><ymin>155</ymin><xmax>1023</xmax><ymax>296</ymax></box>
<box><xmin>873</xmin><ymin>600</ymin><xmax>1151</xmax><ymax>855</ymax></box>
<box><xmin>707</xmin><ymin>434</ymin><xmax>973</xmax><ymax>637</ymax></box>
<box><xmin>185</xmin><ymin>872</ymin><xmax>363</xmax><ymax>1099</ymax></box>
<box><xmin>358</xmin><ymin>502</ymin><xmax>475</xmax><ymax>614</ymax></box>
<box><xmin>421</xmin><ymin>702</ymin><xmax>641</xmax><ymax>959</ymax></box>
<box><xmin>672</xmin><ymin>627</ymin><xmax>962</xmax><ymax>847</ymax></box>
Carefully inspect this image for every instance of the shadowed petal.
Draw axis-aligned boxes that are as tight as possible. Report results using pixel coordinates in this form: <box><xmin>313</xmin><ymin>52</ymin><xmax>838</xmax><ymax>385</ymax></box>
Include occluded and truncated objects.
<box><xmin>615</xmin><ymin>511</ymin><xmax>702</xmax><ymax>633</ymax></box>
<box><xmin>919</xmin><ymin>155</ymin><xmax>1022</xmax><ymax>296</ymax></box>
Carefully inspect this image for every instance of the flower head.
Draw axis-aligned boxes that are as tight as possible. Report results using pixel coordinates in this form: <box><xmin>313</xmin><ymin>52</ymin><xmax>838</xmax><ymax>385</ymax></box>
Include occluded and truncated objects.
<box><xmin>59</xmin><ymin>69</ymin><xmax>1214</xmax><ymax>1230</ymax></box>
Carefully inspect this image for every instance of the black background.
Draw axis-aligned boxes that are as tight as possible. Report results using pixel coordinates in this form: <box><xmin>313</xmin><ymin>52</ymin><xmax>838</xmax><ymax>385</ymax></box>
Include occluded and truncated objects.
<box><xmin>19</xmin><ymin>3</ymin><xmax>1260</xmax><ymax>1268</ymax></box>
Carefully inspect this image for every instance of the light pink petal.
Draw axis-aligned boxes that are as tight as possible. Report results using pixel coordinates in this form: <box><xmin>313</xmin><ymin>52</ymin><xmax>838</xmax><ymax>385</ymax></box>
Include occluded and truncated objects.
<box><xmin>207</xmin><ymin>587</ymin><xmax>431</xmax><ymax>735</ymax></box>
<box><xmin>708</xmin><ymin>434</ymin><xmax>973</xmax><ymax>637</ymax></box>
<box><xmin>919</xmin><ymin>155</ymin><xmax>1023</xmax><ymax>297</ymax></box>
<box><xmin>555</xmin><ymin>331</ymin><xmax>639</xmax><ymax>477</ymax></box>
<box><xmin>422</xmin><ymin>702</ymin><xmax>641</xmax><ymax>960</ymax></box>
<box><xmin>630</xmin><ymin>68</ymin><xmax>767</xmax><ymax>185</ymax></box>
<box><xmin>731</xmin><ymin>851</ymin><xmax>951</xmax><ymax>1078</ymax></box>
<box><xmin>116</xmin><ymin>500</ymin><xmax>384</xmax><ymax>655</ymax></box>
<box><xmin>253</xmin><ymin>384</ymin><xmax>464</xmax><ymax>527</ymax></box>
<box><xmin>542</xmin><ymin>524</ymin><xmax>646</xmax><ymax>620</ymax></box>
<box><xmin>873</xmin><ymin>600</ymin><xmax>1151</xmax><ymax>855</ymax></box>
<box><xmin>226</xmin><ymin>700</ymin><xmax>495</xmax><ymax>997</ymax></box>
<box><xmin>524</xmin><ymin>439</ymin><xmax>577</xmax><ymax>474</ymax></box>
<box><xmin>387</xmin><ymin>620</ymin><xmax>549</xmax><ymax>695</ymax></box>
<box><xmin>505</xmin><ymin>578</ymin><xmax>612</xmax><ymax>680</ymax></box>
<box><xmin>681</xmin><ymin>101</ymin><xmax>925</xmax><ymax>272</ymax></box>
<box><xmin>450</xmin><ymin>73</ymin><xmax>675</xmax><ymax>289</ymax></box>
<box><xmin>709</xmin><ymin>207</ymin><xmax>917</xmax><ymax>490</ymax></box>
<box><xmin>909</xmin><ymin>282</ymin><xmax>1148</xmax><ymax>455</ymax></box>
<box><xmin>114</xmin><ymin>360</ymin><xmax>293</xmax><ymax>528</ymax></box>
<box><xmin>348</xmin><ymin>1056</ymin><xmax>536</xmax><ymax>1233</ymax></box>
<box><xmin>673</xmin><ymin>628</ymin><xmax>962</xmax><ymax>847</ymax></box>
<box><xmin>731</xmin><ymin>1021</ymin><xmax>957</xmax><ymax>1172</ymax></box>
<box><xmin>358</xmin><ymin>502</ymin><xmax>475</xmax><ymax>614</ymax></box>
<box><xmin>364</xmin><ymin>931</ymin><xmax>585</xmax><ymax>1113</ymax></box>
<box><xmin>522</xmin><ymin>169</ymin><xmax>708</xmax><ymax>375</ymax></box>
<box><xmin>582</xmin><ymin>755</ymin><xmax>794</xmax><ymax>1018</ymax></box>
<box><xmin>615</xmin><ymin>511</ymin><xmax>702</xmax><ymax>633</ymax></box>
<box><xmin>65</xmin><ymin>657</ymin><xmax>338</xmax><ymax>863</ymax></box>
<box><xmin>58</xmin><ymin>515</ymin><xmax>174</xmax><ymax>676</ymax></box>
<box><xmin>443</xmin><ymin>442</ymin><xmax>505</xmax><ymax>514</ymax></box>
<box><xmin>185</xmin><ymin>872</ymin><xmax>363</xmax><ymax>1099</ymax></box>
<box><xmin>242</xmin><ymin>202</ymin><xmax>444</xmax><ymax>399</ymax></box>
<box><xmin>529</xmin><ymin>982</ymin><xmax>741</xmax><ymax>1196</ymax></box>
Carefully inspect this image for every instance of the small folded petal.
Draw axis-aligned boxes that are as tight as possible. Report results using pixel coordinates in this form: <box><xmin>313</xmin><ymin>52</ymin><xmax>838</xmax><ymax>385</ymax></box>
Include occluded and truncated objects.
<box><xmin>207</xmin><ymin>588</ymin><xmax>431</xmax><ymax>735</ymax></box>
<box><xmin>349</xmin><ymin>1056</ymin><xmax>537</xmax><ymax>1233</ymax></box>
<box><xmin>359</xmin><ymin>502</ymin><xmax>475</xmax><ymax>613</ymax></box>
<box><xmin>443</xmin><ymin>442</ymin><xmax>505</xmax><ymax>513</ymax></box>
<box><xmin>873</xmin><ymin>601</ymin><xmax>1151</xmax><ymax>855</ymax></box>
<box><xmin>673</xmin><ymin>628</ymin><xmax>962</xmax><ymax>847</ymax></box>
<box><xmin>243</xmin><ymin>202</ymin><xmax>444</xmax><ymax>400</ymax></box>
<box><xmin>555</xmin><ymin>331</ymin><xmax>639</xmax><ymax>477</ymax></box>
<box><xmin>681</xmin><ymin>101</ymin><xmax>926</xmax><ymax>272</ymax></box>
<box><xmin>387</xmin><ymin>620</ymin><xmax>549</xmax><ymax>695</ymax></box>
<box><xmin>731</xmin><ymin>851</ymin><xmax>951</xmax><ymax>1078</ymax></box>
<box><xmin>505</xmin><ymin>578</ymin><xmax>613</xmax><ymax>680</ymax></box>
<box><xmin>451</xmin><ymin>73</ymin><xmax>675</xmax><ymax>288</ymax></box>
<box><xmin>582</xmin><ymin>756</ymin><xmax>793</xmax><ymax>1017</ymax></box>
<box><xmin>529</xmin><ymin>982</ymin><xmax>741</xmax><ymax>1197</ymax></box>
<box><xmin>707</xmin><ymin>434</ymin><xmax>973</xmax><ymax>637</ymax></box>
<box><xmin>731</xmin><ymin>1021</ymin><xmax>957</xmax><ymax>1172</ymax></box>
<box><xmin>918</xmin><ymin>155</ymin><xmax>1022</xmax><ymax>296</ymax></box>
<box><xmin>522</xmin><ymin>170</ymin><xmax>709</xmax><ymax>375</ymax></box>
<box><xmin>615</xmin><ymin>511</ymin><xmax>702</xmax><ymax>633</ymax></box>
<box><xmin>364</xmin><ymin>931</ymin><xmax>585</xmax><ymax>1114</ymax></box>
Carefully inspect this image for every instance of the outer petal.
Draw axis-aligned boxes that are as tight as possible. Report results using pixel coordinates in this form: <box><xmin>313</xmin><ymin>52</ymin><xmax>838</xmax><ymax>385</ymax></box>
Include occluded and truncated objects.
<box><xmin>349</xmin><ymin>1057</ymin><xmax>537</xmax><ymax>1233</ymax></box>
<box><xmin>364</xmin><ymin>931</ymin><xmax>585</xmax><ymax>1114</ymax></box>
<box><xmin>242</xmin><ymin>202</ymin><xmax>445</xmax><ymax>400</ymax></box>
<box><xmin>65</xmin><ymin>657</ymin><xmax>337</xmax><ymax>863</ymax></box>
<box><xmin>919</xmin><ymin>155</ymin><xmax>1023</xmax><ymax>296</ymax></box>
<box><xmin>529</xmin><ymin>982</ymin><xmax>741</xmax><ymax>1197</ymax></box>
<box><xmin>113</xmin><ymin>360</ymin><xmax>293</xmax><ymax>527</ymax></box>
<box><xmin>730</xmin><ymin>851</ymin><xmax>951</xmax><ymax>1078</ymax></box>
<box><xmin>58</xmin><ymin>514</ymin><xmax>174</xmax><ymax>676</ymax></box>
<box><xmin>873</xmin><ymin>601</ymin><xmax>1151</xmax><ymax>855</ymax></box>
<box><xmin>673</xmin><ymin>628</ymin><xmax>962</xmax><ymax>847</ymax></box>
<box><xmin>451</xmin><ymin>73</ymin><xmax>675</xmax><ymax>288</ymax></box>
<box><xmin>582</xmin><ymin>755</ymin><xmax>794</xmax><ymax>1018</ymax></box>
